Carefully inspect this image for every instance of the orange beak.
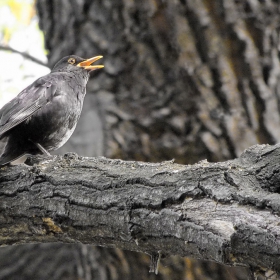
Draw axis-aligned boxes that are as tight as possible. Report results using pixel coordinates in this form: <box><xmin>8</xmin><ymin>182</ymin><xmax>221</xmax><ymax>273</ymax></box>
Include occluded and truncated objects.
<box><xmin>77</xmin><ymin>55</ymin><xmax>104</xmax><ymax>71</ymax></box>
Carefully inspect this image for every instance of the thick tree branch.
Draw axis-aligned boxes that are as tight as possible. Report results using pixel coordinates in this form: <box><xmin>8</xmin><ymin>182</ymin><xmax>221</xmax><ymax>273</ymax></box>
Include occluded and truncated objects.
<box><xmin>1</xmin><ymin>144</ymin><xmax>280</xmax><ymax>275</ymax></box>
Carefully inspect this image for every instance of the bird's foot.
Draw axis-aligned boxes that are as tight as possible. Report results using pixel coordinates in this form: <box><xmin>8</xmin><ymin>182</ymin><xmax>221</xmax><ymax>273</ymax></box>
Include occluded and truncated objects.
<box><xmin>25</xmin><ymin>154</ymin><xmax>55</xmax><ymax>166</ymax></box>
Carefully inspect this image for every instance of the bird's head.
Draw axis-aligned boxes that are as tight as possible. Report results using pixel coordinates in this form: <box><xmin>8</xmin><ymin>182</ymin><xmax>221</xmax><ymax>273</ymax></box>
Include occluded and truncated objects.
<box><xmin>52</xmin><ymin>55</ymin><xmax>104</xmax><ymax>73</ymax></box>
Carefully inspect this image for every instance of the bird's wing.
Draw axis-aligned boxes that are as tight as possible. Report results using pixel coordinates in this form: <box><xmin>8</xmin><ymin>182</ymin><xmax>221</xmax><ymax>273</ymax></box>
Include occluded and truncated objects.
<box><xmin>0</xmin><ymin>77</ymin><xmax>57</xmax><ymax>137</ymax></box>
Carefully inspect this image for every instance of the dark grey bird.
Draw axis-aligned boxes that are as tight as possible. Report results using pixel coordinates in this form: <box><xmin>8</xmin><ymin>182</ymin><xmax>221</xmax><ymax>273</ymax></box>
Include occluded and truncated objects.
<box><xmin>0</xmin><ymin>55</ymin><xmax>104</xmax><ymax>166</ymax></box>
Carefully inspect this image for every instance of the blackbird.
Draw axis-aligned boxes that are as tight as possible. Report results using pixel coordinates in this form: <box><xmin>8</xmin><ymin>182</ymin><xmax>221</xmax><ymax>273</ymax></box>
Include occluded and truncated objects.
<box><xmin>0</xmin><ymin>55</ymin><xmax>104</xmax><ymax>166</ymax></box>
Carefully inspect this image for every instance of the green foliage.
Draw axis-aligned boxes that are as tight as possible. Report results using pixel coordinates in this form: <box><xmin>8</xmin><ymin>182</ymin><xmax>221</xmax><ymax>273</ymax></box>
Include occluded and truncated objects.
<box><xmin>0</xmin><ymin>0</ymin><xmax>36</xmax><ymax>43</ymax></box>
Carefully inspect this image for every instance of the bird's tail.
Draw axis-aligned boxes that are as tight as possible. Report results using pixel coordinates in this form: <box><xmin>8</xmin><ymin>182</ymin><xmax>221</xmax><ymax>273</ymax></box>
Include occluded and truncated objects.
<box><xmin>0</xmin><ymin>150</ymin><xmax>27</xmax><ymax>166</ymax></box>
<box><xmin>0</xmin><ymin>137</ymin><xmax>27</xmax><ymax>166</ymax></box>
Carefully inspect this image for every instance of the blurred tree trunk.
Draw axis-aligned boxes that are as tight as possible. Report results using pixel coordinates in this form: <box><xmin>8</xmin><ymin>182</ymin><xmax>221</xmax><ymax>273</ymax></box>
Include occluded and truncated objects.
<box><xmin>38</xmin><ymin>0</ymin><xmax>280</xmax><ymax>164</ymax></box>
<box><xmin>0</xmin><ymin>244</ymin><xmax>248</xmax><ymax>280</ymax></box>
<box><xmin>1</xmin><ymin>0</ymin><xmax>280</xmax><ymax>279</ymax></box>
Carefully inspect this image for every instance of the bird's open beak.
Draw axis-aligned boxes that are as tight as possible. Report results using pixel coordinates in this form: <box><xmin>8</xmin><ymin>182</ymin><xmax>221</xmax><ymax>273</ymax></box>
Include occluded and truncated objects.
<box><xmin>77</xmin><ymin>56</ymin><xmax>104</xmax><ymax>71</ymax></box>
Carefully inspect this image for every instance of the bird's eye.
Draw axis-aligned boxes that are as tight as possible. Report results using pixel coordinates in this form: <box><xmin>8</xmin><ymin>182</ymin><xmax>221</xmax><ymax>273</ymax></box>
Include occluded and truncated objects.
<box><xmin>68</xmin><ymin>58</ymin><xmax>76</xmax><ymax>64</ymax></box>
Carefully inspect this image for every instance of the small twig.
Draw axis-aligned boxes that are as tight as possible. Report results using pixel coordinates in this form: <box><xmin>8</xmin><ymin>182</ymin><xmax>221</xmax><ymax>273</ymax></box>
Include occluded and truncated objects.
<box><xmin>0</xmin><ymin>45</ymin><xmax>48</xmax><ymax>67</ymax></box>
<box><xmin>149</xmin><ymin>251</ymin><xmax>161</xmax><ymax>275</ymax></box>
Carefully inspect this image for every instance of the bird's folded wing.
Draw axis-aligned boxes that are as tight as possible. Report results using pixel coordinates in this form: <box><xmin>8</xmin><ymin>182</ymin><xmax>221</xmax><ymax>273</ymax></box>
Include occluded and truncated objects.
<box><xmin>0</xmin><ymin>78</ymin><xmax>57</xmax><ymax>137</ymax></box>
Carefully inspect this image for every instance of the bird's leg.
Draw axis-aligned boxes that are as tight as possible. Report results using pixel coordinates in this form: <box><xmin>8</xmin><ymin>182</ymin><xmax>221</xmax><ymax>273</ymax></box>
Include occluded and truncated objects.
<box><xmin>28</xmin><ymin>139</ymin><xmax>51</xmax><ymax>156</ymax></box>
<box><xmin>34</xmin><ymin>142</ymin><xmax>51</xmax><ymax>156</ymax></box>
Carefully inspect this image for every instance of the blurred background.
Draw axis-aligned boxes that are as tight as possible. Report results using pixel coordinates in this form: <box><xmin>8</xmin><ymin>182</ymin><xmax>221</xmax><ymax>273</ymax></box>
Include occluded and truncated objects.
<box><xmin>0</xmin><ymin>0</ymin><xmax>48</xmax><ymax>108</ymax></box>
<box><xmin>1</xmin><ymin>0</ymin><xmax>280</xmax><ymax>279</ymax></box>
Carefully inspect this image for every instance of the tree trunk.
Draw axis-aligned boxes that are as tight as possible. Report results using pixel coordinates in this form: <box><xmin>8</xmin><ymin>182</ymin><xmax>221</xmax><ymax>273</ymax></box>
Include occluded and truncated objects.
<box><xmin>1</xmin><ymin>0</ymin><xmax>280</xmax><ymax>279</ymax></box>
<box><xmin>37</xmin><ymin>0</ymin><xmax>280</xmax><ymax>163</ymax></box>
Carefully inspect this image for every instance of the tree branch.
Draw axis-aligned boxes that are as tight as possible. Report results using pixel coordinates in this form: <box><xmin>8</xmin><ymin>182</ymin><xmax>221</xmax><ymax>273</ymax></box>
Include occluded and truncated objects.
<box><xmin>1</xmin><ymin>144</ymin><xmax>280</xmax><ymax>275</ymax></box>
<box><xmin>0</xmin><ymin>45</ymin><xmax>48</xmax><ymax>67</ymax></box>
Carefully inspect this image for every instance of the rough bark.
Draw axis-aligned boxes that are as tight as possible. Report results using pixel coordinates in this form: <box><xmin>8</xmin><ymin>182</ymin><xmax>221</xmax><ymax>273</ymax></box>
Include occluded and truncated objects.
<box><xmin>2</xmin><ymin>0</ymin><xmax>280</xmax><ymax>279</ymax></box>
<box><xmin>1</xmin><ymin>143</ymin><xmax>280</xmax><ymax>278</ymax></box>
